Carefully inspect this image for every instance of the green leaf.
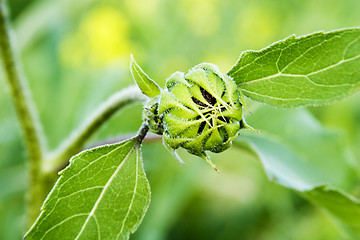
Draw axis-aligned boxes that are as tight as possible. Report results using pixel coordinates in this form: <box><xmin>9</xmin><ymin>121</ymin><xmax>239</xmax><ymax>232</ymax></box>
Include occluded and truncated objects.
<box><xmin>130</xmin><ymin>55</ymin><xmax>161</xmax><ymax>97</ymax></box>
<box><xmin>25</xmin><ymin>137</ymin><xmax>150</xmax><ymax>240</ymax></box>
<box><xmin>235</xmin><ymin>106</ymin><xmax>360</xmax><ymax>237</ymax></box>
<box><xmin>236</xmin><ymin>134</ymin><xmax>360</xmax><ymax>237</ymax></box>
<box><xmin>228</xmin><ymin>28</ymin><xmax>360</xmax><ymax>108</ymax></box>
<box><xmin>239</xmin><ymin>106</ymin><xmax>355</xmax><ymax>189</ymax></box>
<box><xmin>304</xmin><ymin>186</ymin><xmax>360</xmax><ymax>237</ymax></box>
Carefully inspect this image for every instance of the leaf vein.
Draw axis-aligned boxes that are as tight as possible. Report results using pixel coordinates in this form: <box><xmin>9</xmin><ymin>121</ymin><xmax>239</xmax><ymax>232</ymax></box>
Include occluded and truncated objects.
<box><xmin>74</xmin><ymin>142</ymin><xmax>137</xmax><ymax>239</ymax></box>
<box><xmin>35</xmin><ymin>141</ymin><xmax>135</xmax><ymax>230</ymax></box>
<box><xmin>58</xmin><ymin>140</ymin><xmax>133</xmax><ymax>195</ymax></box>
<box><xmin>56</xmin><ymin>186</ymin><xmax>104</xmax><ymax>202</ymax></box>
<box><xmin>238</xmin><ymin>52</ymin><xmax>360</xmax><ymax>88</ymax></box>
<box><xmin>342</xmin><ymin>34</ymin><xmax>360</xmax><ymax>59</ymax></box>
<box><xmin>280</xmin><ymin>34</ymin><xmax>340</xmax><ymax>73</ymax></box>
<box><xmin>40</xmin><ymin>214</ymin><xmax>89</xmax><ymax>240</ymax></box>
<box><xmin>116</xmin><ymin>147</ymin><xmax>140</xmax><ymax>240</ymax></box>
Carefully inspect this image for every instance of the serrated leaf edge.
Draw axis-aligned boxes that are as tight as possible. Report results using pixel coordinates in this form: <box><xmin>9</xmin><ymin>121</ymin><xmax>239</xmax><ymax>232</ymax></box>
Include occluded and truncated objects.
<box><xmin>227</xmin><ymin>27</ymin><xmax>360</xmax><ymax>76</ymax></box>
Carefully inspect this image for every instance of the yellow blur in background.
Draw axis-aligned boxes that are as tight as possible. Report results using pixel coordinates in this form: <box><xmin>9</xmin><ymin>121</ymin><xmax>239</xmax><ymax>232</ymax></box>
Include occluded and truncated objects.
<box><xmin>60</xmin><ymin>6</ymin><xmax>131</xmax><ymax>68</ymax></box>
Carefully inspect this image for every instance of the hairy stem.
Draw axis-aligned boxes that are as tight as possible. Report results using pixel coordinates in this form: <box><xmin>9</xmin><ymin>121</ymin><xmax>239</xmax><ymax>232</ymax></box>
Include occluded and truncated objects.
<box><xmin>44</xmin><ymin>86</ymin><xmax>147</xmax><ymax>173</ymax></box>
<box><xmin>0</xmin><ymin>2</ymin><xmax>46</xmax><ymax>227</ymax></box>
<box><xmin>136</xmin><ymin>122</ymin><xmax>150</xmax><ymax>144</ymax></box>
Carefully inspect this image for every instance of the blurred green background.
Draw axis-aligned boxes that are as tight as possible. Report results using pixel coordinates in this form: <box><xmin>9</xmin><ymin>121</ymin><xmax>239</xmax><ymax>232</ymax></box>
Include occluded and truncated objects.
<box><xmin>1</xmin><ymin>0</ymin><xmax>360</xmax><ymax>239</ymax></box>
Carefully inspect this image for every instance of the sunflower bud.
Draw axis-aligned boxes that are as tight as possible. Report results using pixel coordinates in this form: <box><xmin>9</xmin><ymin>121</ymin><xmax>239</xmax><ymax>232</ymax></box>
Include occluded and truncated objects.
<box><xmin>158</xmin><ymin>63</ymin><xmax>244</xmax><ymax>171</ymax></box>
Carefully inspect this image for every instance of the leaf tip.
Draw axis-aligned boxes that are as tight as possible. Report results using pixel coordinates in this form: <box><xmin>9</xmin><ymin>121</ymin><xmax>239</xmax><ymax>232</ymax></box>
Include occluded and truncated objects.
<box><xmin>130</xmin><ymin>53</ymin><xmax>135</xmax><ymax>64</ymax></box>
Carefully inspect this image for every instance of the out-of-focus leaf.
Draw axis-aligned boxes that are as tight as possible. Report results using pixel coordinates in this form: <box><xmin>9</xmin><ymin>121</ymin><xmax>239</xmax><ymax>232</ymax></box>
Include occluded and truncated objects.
<box><xmin>0</xmin><ymin>166</ymin><xmax>27</xmax><ymax>200</ymax></box>
<box><xmin>228</xmin><ymin>28</ymin><xmax>360</xmax><ymax>108</ymax></box>
<box><xmin>235</xmin><ymin>106</ymin><xmax>360</xmax><ymax>237</ymax></box>
<box><xmin>240</xmin><ymin>106</ymin><xmax>355</xmax><ymax>188</ymax></box>
<box><xmin>236</xmin><ymin>134</ymin><xmax>324</xmax><ymax>191</ymax></box>
<box><xmin>25</xmin><ymin>137</ymin><xmax>150</xmax><ymax>240</ymax></box>
<box><xmin>304</xmin><ymin>186</ymin><xmax>360</xmax><ymax>236</ymax></box>
<box><xmin>236</xmin><ymin>134</ymin><xmax>360</xmax><ymax>237</ymax></box>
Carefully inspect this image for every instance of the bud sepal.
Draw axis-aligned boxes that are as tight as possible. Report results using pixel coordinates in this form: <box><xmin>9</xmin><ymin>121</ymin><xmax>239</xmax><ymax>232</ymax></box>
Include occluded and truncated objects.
<box><xmin>130</xmin><ymin>55</ymin><xmax>161</xmax><ymax>97</ymax></box>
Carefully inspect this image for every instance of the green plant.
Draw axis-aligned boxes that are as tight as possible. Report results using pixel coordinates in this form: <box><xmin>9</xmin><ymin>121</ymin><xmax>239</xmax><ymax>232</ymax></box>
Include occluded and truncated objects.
<box><xmin>1</xmin><ymin>1</ymin><xmax>360</xmax><ymax>239</ymax></box>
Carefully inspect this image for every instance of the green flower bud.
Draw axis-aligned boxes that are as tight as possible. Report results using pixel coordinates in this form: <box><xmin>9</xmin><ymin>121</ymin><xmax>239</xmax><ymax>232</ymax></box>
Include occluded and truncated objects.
<box><xmin>158</xmin><ymin>63</ymin><xmax>245</xmax><ymax>171</ymax></box>
<box><xmin>143</xmin><ymin>96</ymin><xmax>164</xmax><ymax>135</ymax></box>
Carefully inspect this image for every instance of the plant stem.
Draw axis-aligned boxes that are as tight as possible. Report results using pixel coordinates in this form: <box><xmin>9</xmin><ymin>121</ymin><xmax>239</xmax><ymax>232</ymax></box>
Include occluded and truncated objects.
<box><xmin>136</xmin><ymin>122</ymin><xmax>150</xmax><ymax>144</ymax></box>
<box><xmin>44</xmin><ymin>86</ymin><xmax>147</xmax><ymax>173</ymax></box>
<box><xmin>0</xmin><ymin>2</ymin><xmax>46</xmax><ymax>227</ymax></box>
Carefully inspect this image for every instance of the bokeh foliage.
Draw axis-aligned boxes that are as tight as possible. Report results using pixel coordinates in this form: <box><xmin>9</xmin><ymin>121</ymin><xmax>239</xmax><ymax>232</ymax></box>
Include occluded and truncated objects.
<box><xmin>1</xmin><ymin>0</ymin><xmax>360</xmax><ymax>239</ymax></box>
